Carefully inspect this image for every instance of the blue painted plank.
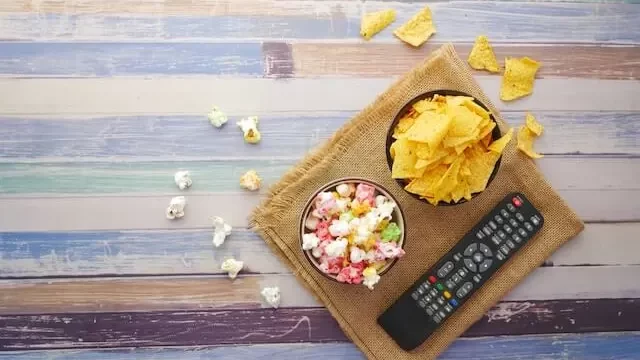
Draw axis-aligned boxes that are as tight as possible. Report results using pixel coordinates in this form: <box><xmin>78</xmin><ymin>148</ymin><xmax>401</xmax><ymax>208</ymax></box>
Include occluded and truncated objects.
<box><xmin>0</xmin><ymin>332</ymin><xmax>638</xmax><ymax>359</ymax></box>
<box><xmin>0</xmin><ymin>43</ymin><xmax>263</xmax><ymax>76</ymax></box>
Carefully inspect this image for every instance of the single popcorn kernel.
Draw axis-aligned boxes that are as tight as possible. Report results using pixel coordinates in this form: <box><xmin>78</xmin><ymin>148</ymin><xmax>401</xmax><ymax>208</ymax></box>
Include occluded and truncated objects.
<box><xmin>239</xmin><ymin>170</ymin><xmax>262</xmax><ymax>191</ymax></box>
<box><xmin>237</xmin><ymin>116</ymin><xmax>261</xmax><ymax>144</ymax></box>
<box><xmin>207</xmin><ymin>106</ymin><xmax>228</xmax><ymax>128</ymax></box>
<box><xmin>220</xmin><ymin>258</ymin><xmax>244</xmax><ymax>279</ymax></box>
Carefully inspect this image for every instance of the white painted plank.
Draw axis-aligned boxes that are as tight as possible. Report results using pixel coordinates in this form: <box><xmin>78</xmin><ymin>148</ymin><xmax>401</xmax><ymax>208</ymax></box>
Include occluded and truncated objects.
<box><xmin>0</xmin><ymin>78</ymin><xmax>638</xmax><ymax>116</ymax></box>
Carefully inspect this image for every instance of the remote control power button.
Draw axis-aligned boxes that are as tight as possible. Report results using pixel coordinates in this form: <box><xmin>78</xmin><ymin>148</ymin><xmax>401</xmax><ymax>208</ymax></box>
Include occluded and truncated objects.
<box><xmin>428</xmin><ymin>275</ymin><xmax>437</xmax><ymax>284</ymax></box>
<box><xmin>512</xmin><ymin>197</ymin><xmax>523</xmax><ymax>207</ymax></box>
<box><xmin>464</xmin><ymin>258</ymin><xmax>478</xmax><ymax>272</ymax></box>
<box><xmin>464</xmin><ymin>243</ymin><xmax>478</xmax><ymax>256</ymax></box>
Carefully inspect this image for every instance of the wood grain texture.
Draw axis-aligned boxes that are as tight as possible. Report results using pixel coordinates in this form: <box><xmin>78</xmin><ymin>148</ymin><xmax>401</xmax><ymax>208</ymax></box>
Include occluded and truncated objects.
<box><xmin>1</xmin><ymin>112</ymin><xmax>638</xmax><ymax>160</ymax></box>
<box><xmin>1</xmin><ymin>78</ymin><xmax>638</xmax><ymax>116</ymax></box>
<box><xmin>0</xmin><ymin>2</ymin><xmax>639</xmax><ymax>43</ymax></box>
<box><xmin>3</xmin><ymin>333</ymin><xmax>640</xmax><ymax>360</ymax></box>
<box><xmin>2</xmin><ymin>267</ymin><xmax>640</xmax><ymax>314</ymax></box>
<box><xmin>0</xmin><ymin>300</ymin><xmax>638</xmax><ymax>349</ymax></box>
<box><xmin>2</xmin><ymin>223</ymin><xmax>637</xmax><ymax>278</ymax></box>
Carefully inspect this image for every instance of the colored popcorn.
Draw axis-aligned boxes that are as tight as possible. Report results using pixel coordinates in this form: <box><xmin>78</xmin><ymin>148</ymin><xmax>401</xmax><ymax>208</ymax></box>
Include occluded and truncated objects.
<box><xmin>237</xmin><ymin>116</ymin><xmax>261</xmax><ymax>144</ymax></box>
<box><xmin>239</xmin><ymin>169</ymin><xmax>262</xmax><ymax>191</ymax></box>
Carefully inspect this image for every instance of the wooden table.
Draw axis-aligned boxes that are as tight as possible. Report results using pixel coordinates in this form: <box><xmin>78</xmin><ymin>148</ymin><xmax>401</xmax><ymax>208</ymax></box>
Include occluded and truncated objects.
<box><xmin>0</xmin><ymin>0</ymin><xmax>639</xmax><ymax>359</ymax></box>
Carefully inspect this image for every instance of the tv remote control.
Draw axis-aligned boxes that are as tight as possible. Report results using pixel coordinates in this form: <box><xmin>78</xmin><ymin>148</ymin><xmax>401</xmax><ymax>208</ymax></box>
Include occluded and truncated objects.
<box><xmin>378</xmin><ymin>193</ymin><xmax>544</xmax><ymax>351</ymax></box>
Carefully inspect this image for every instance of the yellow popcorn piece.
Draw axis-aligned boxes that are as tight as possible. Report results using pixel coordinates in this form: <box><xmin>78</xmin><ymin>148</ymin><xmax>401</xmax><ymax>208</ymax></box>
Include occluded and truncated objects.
<box><xmin>467</xmin><ymin>35</ymin><xmax>500</xmax><ymax>73</ymax></box>
<box><xmin>237</xmin><ymin>116</ymin><xmax>261</xmax><ymax>144</ymax></box>
<box><xmin>360</xmin><ymin>9</ymin><xmax>396</xmax><ymax>40</ymax></box>
<box><xmin>393</xmin><ymin>6</ymin><xmax>436</xmax><ymax>47</ymax></box>
<box><xmin>239</xmin><ymin>169</ymin><xmax>262</xmax><ymax>191</ymax></box>
<box><xmin>500</xmin><ymin>57</ymin><xmax>541</xmax><ymax>101</ymax></box>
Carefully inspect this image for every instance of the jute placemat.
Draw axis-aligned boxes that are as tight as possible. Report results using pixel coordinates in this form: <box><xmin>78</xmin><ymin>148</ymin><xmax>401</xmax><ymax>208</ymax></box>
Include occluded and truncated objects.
<box><xmin>250</xmin><ymin>44</ymin><xmax>584</xmax><ymax>359</ymax></box>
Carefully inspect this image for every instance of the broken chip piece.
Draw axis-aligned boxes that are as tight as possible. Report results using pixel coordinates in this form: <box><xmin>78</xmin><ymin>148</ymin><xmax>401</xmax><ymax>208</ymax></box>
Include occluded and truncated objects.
<box><xmin>166</xmin><ymin>196</ymin><xmax>186</xmax><ymax>220</ymax></box>
<box><xmin>239</xmin><ymin>169</ymin><xmax>262</xmax><ymax>191</ymax></box>
<box><xmin>237</xmin><ymin>116</ymin><xmax>261</xmax><ymax>144</ymax></box>
<box><xmin>393</xmin><ymin>6</ymin><xmax>436</xmax><ymax>47</ymax></box>
<box><xmin>525</xmin><ymin>112</ymin><xmax>544</xmax><ymax>136</ymax></box>
<box><xmin>221</xmin><ymin>258</ymin><xmax>244</xmax><ymax>279</ymax></box>
<box><xmin>467</xmin><ymin>35</ymin><xmax>500</xmax><ymax>73</ymax></box>
<box><xmin>208</xmin><ymin>106</ymin><xmax>228</xmax><ymax>128</ymax></box>
<box><xmin>174</xmin><ymin>170</ymin><xmax>192</xmax><ymax>190</ymax></box>
<box><xmin>500</xmin><ymin>57</ymin><xmax>541</xmax><ymax>101</ymax></box>
<box><xmin>360</xmin><ymin>9</ymin><xmax>396</xmax><ymax>40</ymax></box>
<box><xmin>212</xmin><ymin>216</ymin><xmax>233</xmax><ymax>247</ymax></box>
<box><xmin>517</xmin><ymin>113</ymin><xmax>544</xmax><ymax>159</ymax></box>
<box><xmin>261</xmin><ymin>286</ymin><xmax>281</xmax><ymax>308</ymax></box>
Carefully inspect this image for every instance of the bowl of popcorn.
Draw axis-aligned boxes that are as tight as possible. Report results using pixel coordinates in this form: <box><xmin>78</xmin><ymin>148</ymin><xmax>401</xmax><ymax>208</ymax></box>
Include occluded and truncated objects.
<box><xmin>299</xmin><ymin>178</ymin><xmax>406</xmax><ymax>290</ymax></box>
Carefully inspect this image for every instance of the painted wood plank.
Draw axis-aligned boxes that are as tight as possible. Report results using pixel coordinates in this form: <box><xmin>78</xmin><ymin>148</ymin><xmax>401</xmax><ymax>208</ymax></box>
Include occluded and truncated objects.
<box><xmin>0</xmin><ymin>43</ymin><xmax>263</xmax><ymax>77</ymax></box>
<box><xmin>0</xmin><ymin>299</ymin><xmax>637</xmax><ymax>349</ymax></box>
<box><xmin>1</xmin><ymin>223</ymin><xmax>637</xmax><ymax>278</ymax></box>
<box><xmin>3</xmin><ymin>333</ymin><xmax>640</xmax><ymax>360</ymax></box>
<box><xmin>1</xmin><ymin>112</ymin><xmax>638</xmax><ymax>160</ymax></box>
<box><xmin>0</xmin><ymin>157</ymin><xmax>637</xmax><ymax>194</ymax></box>
<box><xmin>0</xmin><ymin>3</ymin><xmax>639</xmax><ymax>43</ymax></box>
<box><xmin>1</xmin><ymin>78</ymin><xmax>638</xmax><ymax>116</ymax></box>
<box><xmin>289</xmin><ymin>43</ymin><xmax>640</xmax><ymax>80</ymax></box>
<box><xmin>1</xmin><ymin>266</ymin><xmax>639</xmax><ymax>313</ymax></box>
<box><xmin>0</xmin><ymin>189</ymin><xmax>638</xmax><ymax>232</ymax></box>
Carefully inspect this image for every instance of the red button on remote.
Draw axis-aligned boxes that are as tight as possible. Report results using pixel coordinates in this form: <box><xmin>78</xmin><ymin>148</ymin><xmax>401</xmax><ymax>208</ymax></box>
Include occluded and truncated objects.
<box><xmin>512</xmin><ymin>197</ymin><xmax>522</xmax><ymax>207</ymax></box>
<box><xmin>428</xmin><ymin>275</ymin><xmax>437</xmax><ymax>284</ymax></box>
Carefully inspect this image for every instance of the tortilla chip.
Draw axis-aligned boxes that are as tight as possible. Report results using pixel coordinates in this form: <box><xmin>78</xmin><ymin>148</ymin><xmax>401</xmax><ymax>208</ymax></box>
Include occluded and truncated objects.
<box><xmin>467</xmin><ymin>35</ymin><xmax>500</xmax><ymax>73</ymax></box>
<box><xmin>405</xmin><ymin>164</ymin><xmax>448</xmax><ymax>198</ymax></box>
<box><xmin>405</xmin><ymin>112</ymin><xmax>451</xmax><ymax>151</ymax></box>
<box><xmin>392</xmin><ymin>114</ymin><xmax>417</xmax><ymax>139</ymax></box>
<box><xmin>517</xmin><ymin>126</ymin><xmax>543</xmax><ymax>159</ymax></box>
<box><xmin>412</xmin><ymin>99</ymin><xmax>440</xmax><ymax>113</ymax></box>
<box><xmin>393</xmin><ymin>6</ymin><xmax>436</xmax><ymax>47</ymax></box>
<box><xmin>488</xmin><ymin>128</ymin><xmax>513</xmax><ymax>153</ymax></box>
<box><xmin>391</xmin><ymin>138</ymin><xmax>424</xmax><ymax>178</ymax></box>
<box><xmin>360</xmin><ymin>9</ymin><xmax>396</xmax><ymax>40</ymax></box>
<box><xmin>525</xmin><ymin>112</ymin><xmax>544</xmax><ymax>136</ymax></box>
<box><xmin>500</xmin><ymin>57</ymin><xmax>541</xmax><ymax>101</ymax></box>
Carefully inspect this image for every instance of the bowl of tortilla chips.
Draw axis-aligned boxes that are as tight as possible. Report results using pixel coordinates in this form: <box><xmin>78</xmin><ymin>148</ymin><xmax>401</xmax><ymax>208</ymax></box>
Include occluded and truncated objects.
<box><xmin>386</xmin><ymin>90</ymin><xmax>512</xmax><ymax>206</ymax></box>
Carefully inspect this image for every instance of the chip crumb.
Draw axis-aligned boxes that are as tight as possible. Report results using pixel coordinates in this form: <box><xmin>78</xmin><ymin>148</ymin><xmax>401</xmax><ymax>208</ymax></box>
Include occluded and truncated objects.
<box><xmin>468</xmin><ymin>35</ymin><xmax>500</xmax><ymax>73</ymax></box>
<box><xmin>500</xmin><ymin>57</ymin><xmax>541</xmax><ymax>101</ymax></box>
<box><xmin>360</xmin><ymin>9</ymin><xmax>396</xmax><ymax>40</ymax></box>
<box><xmin>166</xmin><ymin>196</ymin><xmax>186</xmax><ymax>220</ymax></box>
<box><xmin>261</xmin><ymin>286</ymin><xmax>281</xmax><ymax>308</ymax></box>
<box><xmin>174</xmin><ymin>170</ymin><xmax>192</xmax><ymax>190</ymax></box>
<box><xmin>237</xmin><ymin>116</ymin><xmax>261</xmax><ymax>144</ymax></box>
<box><xmin>393</xmin><ymin>6</ymin><xmax>436</xmax><ymax>47</ymax></box>
<box><xmin>208</xmin><ymin>106</ymin><xmax>228</xmax><ymax>128</ymax></box>
<box><xmin>240</xmin><ymin>169</ymin><xmax>262</xmax><ymax>191</ymax></box>
<box><xmin>211</xmin><ymin>216</ymin><xmax>232</xmax><ymax>247</ymax></box>
<box><xmin>221</xmin><ymin>258</ymin><xmax>244</xmax><ymax>279</ymax></box>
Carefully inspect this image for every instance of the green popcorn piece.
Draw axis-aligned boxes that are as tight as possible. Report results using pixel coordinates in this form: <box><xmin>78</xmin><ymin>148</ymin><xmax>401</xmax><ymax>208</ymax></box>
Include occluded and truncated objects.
<box><xmin>381</xmin><ymin>222</ymin><xmax>401</xmax><ymax>242</ymax></box>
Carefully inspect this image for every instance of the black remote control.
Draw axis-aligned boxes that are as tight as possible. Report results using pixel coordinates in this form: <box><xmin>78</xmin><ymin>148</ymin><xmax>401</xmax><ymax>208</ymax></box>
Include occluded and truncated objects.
<box><xmin>378</xmin><ymin>193</ymin><xmax>544</xmax><ymax>351</ymax></box>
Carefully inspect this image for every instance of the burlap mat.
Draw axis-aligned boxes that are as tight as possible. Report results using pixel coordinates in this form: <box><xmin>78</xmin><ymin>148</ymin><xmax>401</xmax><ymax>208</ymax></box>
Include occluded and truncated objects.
<box><xmin>250</xmin><ymin>44</ymin><xmax>584</xmax><ymax>359</ymax></box>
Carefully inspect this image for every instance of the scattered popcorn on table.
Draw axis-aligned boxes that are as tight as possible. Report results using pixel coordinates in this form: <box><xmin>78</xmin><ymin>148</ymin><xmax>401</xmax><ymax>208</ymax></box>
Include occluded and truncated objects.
<box><xmin>237</xmin><ymin>116</ymin><xmax>261</xmax><ymax>144</ymax></box>
<box><xmin>207</xmin><ymin>106</ymin><xmax>228</xmax><ymax>128</ymax></box>
<box><xmin>211</xmin><ymin>216</ymin><xmax>232</xmax><ymax>247</ymax></box>
<box><xmin>174</xmin><ymin>170</ymin><xmax>192</xmax><ymax>190</ymax></box>
<box><xmin>166</xmin><ymin>196</ymin><xmax>186</xmax><ymax>220</ymax></box>
<box><xmin>261</xmin><ymin>286</ymin><xmax>281</xmax><ymax>308</ymax></box>
<box><xmin>221</xmin><ymin>258</ymin><xmax>244</xmax><ymax>279</ymax></box>
<box><xmin>239</xmin><ymin>170</ymin><xmax>262</xmax><ymax>191</ymax></box>
<box><xmin>301</xmin><ymin>181</ymin><xmax>404</xmax><ymax>290</ymax></box>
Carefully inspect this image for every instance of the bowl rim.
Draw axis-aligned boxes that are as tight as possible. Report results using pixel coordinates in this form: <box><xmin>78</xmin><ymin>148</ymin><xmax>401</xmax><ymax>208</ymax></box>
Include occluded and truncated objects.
<box><xmin>385</xmin><ymin>89</ymin><xmax>503</xmax><ymax>206</ymax></box>
<box><xmin>298</xmin><ymin>177</ymin><xmax>407</xmax><ymax>283</ymax></box>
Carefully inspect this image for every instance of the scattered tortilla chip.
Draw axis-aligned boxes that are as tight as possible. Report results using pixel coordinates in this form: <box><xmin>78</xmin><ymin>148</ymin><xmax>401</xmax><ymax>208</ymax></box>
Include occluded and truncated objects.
<box><xmin>393</xmin><ymin>6</ymin><xmax>436</xmax><ymax>47</ymax></box>
<box><xmin>360</xmin><ymin>9</ymin><xmax>396</xmax><ymax>40</ymax></box>
<box><xmin>517</xmin><ymin>126</ymin><xmax>543</xmax><ymax>159</ymax></box>
<box><xmin>500</xmin><ymin>57</ymin><xmax>541</xmax><ymax>101</ymax></box>
<box><xmin>467</xmin><ymin>35</ymin><xmax>500</xmax><ymax>73</ymax></box>
<box><xmin>525</xmin><ymin>112</ymin><xmax>544</xmax><ymax>136</ymax></box>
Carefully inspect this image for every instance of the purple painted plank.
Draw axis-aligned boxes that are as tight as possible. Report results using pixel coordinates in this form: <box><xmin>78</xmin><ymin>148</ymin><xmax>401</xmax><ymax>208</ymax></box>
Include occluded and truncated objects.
<box><xmin>263</xmin><ymin>42</ymin><xmax>293</xmax><ymax>78</ymax></box>
<box><xmin>0</xmin><ymin>299</ymin><xmax>638</xmax><ymax>350</ymax></box>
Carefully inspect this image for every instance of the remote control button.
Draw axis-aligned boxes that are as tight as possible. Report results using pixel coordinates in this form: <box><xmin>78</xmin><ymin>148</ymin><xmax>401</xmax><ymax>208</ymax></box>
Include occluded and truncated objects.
<box><xmin>497</xmin><ymin>230</ymin><xmax>507</xmax><ymax>239</ymax></box>
<box><xmin>433</xmin><ymin>314</ymin><xmax>442</xmax><ymax>323</ymax></box>
<box><xmin>496</xmin><ymin>252</ymin><xmax>506</xmax><ymax>261</ymax></box>
<box><xmin>472</xmin><ymin>274</ymin><xmax>482</xmax><ymax>283</ymax></box>
<box><xmin>429</xmin><ymin>289</ymin><xmax>438</xmax><ymax>297</ymax></box>
<box><xmin>491</xmin><ymin>235</ymin><xmax>501</xmax><ymax>245</ymax></box>
<box><xmin>458</xmin><ymin>268</ymin><xmax>467</xmax><ymax>277</ymax></box>
<box><xmin>437</xmin><ymin>261</ymin><xmax>455</xmax><ymax>278</ymax></box>
<box><xmin>418</xmin><ymin>299</ymin><xmax>427</xmax><ymax>308</ymax></box>
<box><xmin>512</xmin><ymin>197</ymin><xmax>523</xmax><ymax>207</ymax></box>
<box><xmin>475</xmin><ymin>231</ymin><xmax>485</xmax><ymax>240</ymax></box>
<box><xmin>488</xmin><ymin>220</ymin><xmax>498</xmax><ymax>230</ymax></box>
<box><xmin>515</xmin><ymin>212</ymin><xmax>524</xmax><ymax>222</ymax></box>
<box><xmin>456</xmin><ymin>287</ymin><xmax>468</xmax><ymax>298</ymax></box>
<box><xmin>425</xmin><ymin>294</ymin><xmax>432</xmax><ymax>302</ymax></box>
<box><xmin>509</xmin><ymin>218</ymin><xmax>519</xmax><ymax>228</ymax></box>
<box><xmin>426</xmin><ymin>308</ymin><xmax>434</xmax><ymax>316</ymax></box>
<box><xmin>464</xmin><ymin>243</ymin><xmax>478</xmax><ymax>257</ymax></box>
<box><xmin>503</xmin><ymin>224</ymin><xmax>513</xmax><ymax>234</ymax></box>
<box><xmin>472</xmin><ymin>252</ymin><xmax>484</xmax><ymax>263</ymax></box>
<box><xmin>445</xmin><ymin>280</ymin><xmax>456</xmax><ymax>290</ymax></box>
<box><xmin>500</xmin><ymin>244</ymin><xmax>510</xmax><ymax>255</ymax></box>
<box><xmin>428</xmin><ymin>275</ymin><xmax>437</xmax><ymax>284</ymax></box>
<box><xmin>507</xmin><ymin>203</ymin><xmax>516</xmax><ymax>212</ymax></box>
<box><xmin>453</xmin><ymin>253</ymin><xmax>461</xmax><ymax>262</ymax></box>
<box><xmin>482</xmin><ymin>226</ymin><xmax>492</xmax><ymax>235</ymax></box>
<box><xmin>494</xmin><ymin>214</ymin><xmax>504</xmax><ymax>224</ymax></box>
<box><xmin>438</xmin><ymin>310</ymin><xmax>447</xmax><ymax>319</ymax></box>
<box><xmin>430</xmin><ymin>303</ymin><xmax>439</xmax><ymax>311</ymax></box>
<box><xmin>462</xmin><ymin>282</ymin><xmax>473</xmax><ymax>291</ymax></box>
<box><xmin>449</xmin><ymin>299</ymin><xmax>459</xmax><ymax>307</ymax></box>
<box><xmin>506</xmin><ymin>240</ymin><xmax>516</xmax><ymax>249</ymax></box>
<box><xmin>411</xmin><ymin>292</ymin><xmax>419</xmax><ymax>300</ymax></box>
<box><xmin>524</xmin><ymin>222</ymin><xmax>533</xmax><ymax>231</ymax></box>
<box><xmin>500</xmin><ymin>209</ymin><xmax>510</xmax><ymax>218</ymax></box>
<box><xmin>512</xmin><ymin>234</ymin><xmax>522</xmax><ymax>243</ymax></box>
<box><xmin>436</xmin><ymin>283</ymin><xmax>444</xmax><ymax>291</ymax></box>
<box><xmin>444</xmin><ymin>304</ymin><xmax>453</xmax><ymax>313</ymax></box>
<box><xmin>417</xmin><ymin>287</ymin><xmax>425</xmax><ymax>295</ymax></box>
<box><xmin>479</xmin><ymin>259</ymin><xmax>493</xmax><ymax>273</ymax></box>
<box><xmin>437</xmin><ymin>296</ymin><xmax>445</xmax><ymax>305</ymax></box>
<box><xmin>518</xmin><ymin>228</ymin><xmax>528</xmax><ymax>237</ymax></box>
<box><xmin>531</xmin><ymin>216</ymin><xmax>540</xmax><ymax>226</ymax></box>
<box><xmin>443</xmin><ymin>291</ymin><xmax>451</xmax><ymax>299</ymax></box>
<box><xmin>479</xmin><ymin>243</ymin><xmax>492</xmax><ymax>257</ymax></box>
<box><xmin>464</xmin><ymin>258</ymin><xmax>478</xmax><ymax>272</ymax></box>
<box><xmin>451</xmin><ymin>274</ymin><xmax>462</xmax><ymax>283</ymax></box>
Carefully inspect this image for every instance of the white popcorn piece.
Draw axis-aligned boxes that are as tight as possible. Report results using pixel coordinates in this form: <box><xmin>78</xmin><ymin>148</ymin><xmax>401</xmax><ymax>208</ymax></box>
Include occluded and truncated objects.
<box><xmin>166</xmin><ymin>196</ymin><xmax>186</xmax><ymax>220</ymax></box>
<box><xmin>375</xmin><ymin>196</ymin><xmax>396</xmax><ymax>219</ymax></box>
<box><xmin>349</xmin><ymin>246</ymin><xmax>366</xmax><ymax>263</ymax></box>
<box><xmin>261</xmin><ymin>286</ymin><xmax>281</xmax><ymax>308</ymax></box>
<box><xmin>174</xmin><ymin>170</ymin><xmax>192</xmax><ymax>190</ymax></box>
<box><xmin>325</xmin><ymin>238</ymin><xmax>348</xmax><ymax>258</ymax></box>
<box><xmin>212</xmin><ymin>216</ymin><xmax>233</xmax><ymax>247</ymax></box>
<box><xmin>221</xmin><ymin>258</ymin><xmax>244</xmax><ymax>279</ymax></box>
<box><xmin>375</xmin><ymin>195</ymin><xmax>388</xmax><ymax>207</ymax></box>
<box><xmin>208</xmin><ymin>106</ymin><xmax>228</xmax><ymax>128</ymax></box>
<box><xmin>336</xmin><ymin>183</ymin><xmax>352</xmax><ymax>197</ymax></box>
<box><xmin>237</xmin><ymin>116</ymin><xmax>261</xmax><ymax>144</ymax></box>
<box><xmin>362</xmin><ymin>267</ymin><xmax>381</xmax><ymax>290</ymax></box>
<box><xmin>312</xmin><ymin>246</ymin><xmax>324</xmax><ymax>258</ymax></box>
<box><xmin>328</xmin><ymin>219</ymin><xmax>350</xmax><ymax>237</ymax></box>
<box><xmin>239</xmin><ymin>170</ymin><xmax>262</xmax><ymax>191</ymax></box>
<box><xmin>305</xmin><ymin>215</ymin><xmax>319</xmax><ymax>231</ymax></box>
<box><xmin>302</xmin><ymin>233</ymin><xmax>320</xmax><ymax>251</ymax></box>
